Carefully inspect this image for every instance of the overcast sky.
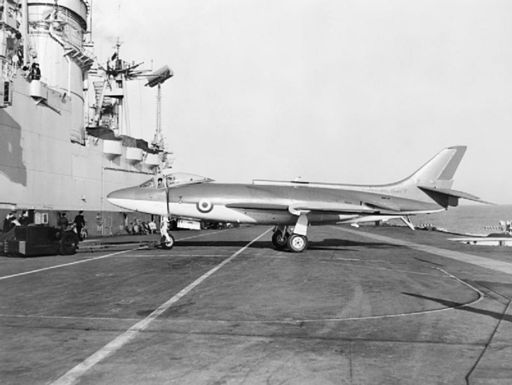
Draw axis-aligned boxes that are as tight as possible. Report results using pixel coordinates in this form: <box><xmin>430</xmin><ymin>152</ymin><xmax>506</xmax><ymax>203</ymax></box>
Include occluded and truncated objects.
<box><xmin>93</xmin><ymin>0</ymin><xmax>512</xmax><ymax>204</ymax></box>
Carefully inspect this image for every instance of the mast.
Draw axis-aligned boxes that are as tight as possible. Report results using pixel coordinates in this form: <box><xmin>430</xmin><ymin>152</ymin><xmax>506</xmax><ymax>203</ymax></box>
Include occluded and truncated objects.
<box><xmin>21</xmin><ymin>0</ymin><xmax>29</xmax><ymax>65</ymax></box>
<box><xmin>154</xmin><ymin>83</ymin><xmax>162</xmax><ymax>149</ymax></box>
<box><xmin>145</xmin><ymin>65</ymin><xmax>173</xmax><ymax>151</ymax></box>
<box><xmin>88</xmin><ymin>0</ymin><xmax>93</xmax><ymax>43</ymax></box>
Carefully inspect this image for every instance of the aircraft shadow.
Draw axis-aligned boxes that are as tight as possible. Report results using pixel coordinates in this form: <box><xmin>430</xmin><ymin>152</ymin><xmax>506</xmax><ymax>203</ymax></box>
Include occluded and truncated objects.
<box><xmin>175</xmin><ymin>238</ymin><xmax>403</xmax><ymax>251</ymax></box>
<box><xmin>402</xmin><ymin>292</ymin><xmax>512</xmax><ymax>323</ymax></box>
<box><xmin>309</xmin><ymin>239</ymin><xmax>405</xmax><ymax>250</ymax></box>
<box><xmin>176</xmin><ymin>240</ymin><xmax>273</xmax><ymax>249</ymax></box>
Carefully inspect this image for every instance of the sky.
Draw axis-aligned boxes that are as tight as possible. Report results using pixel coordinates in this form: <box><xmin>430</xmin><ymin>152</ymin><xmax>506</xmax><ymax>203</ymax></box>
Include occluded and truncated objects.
<box><xmin>92</xmin><ymin>0</ymin><xmax>512</xmax><ymax>204</ymax></box>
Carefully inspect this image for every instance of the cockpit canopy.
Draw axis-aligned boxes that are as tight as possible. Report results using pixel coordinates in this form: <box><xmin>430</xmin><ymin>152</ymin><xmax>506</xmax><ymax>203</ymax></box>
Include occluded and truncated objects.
<box><xmin>139</xmin><ymin>172</ymin><xmax>214</xmax><ymax>189</ymax></box>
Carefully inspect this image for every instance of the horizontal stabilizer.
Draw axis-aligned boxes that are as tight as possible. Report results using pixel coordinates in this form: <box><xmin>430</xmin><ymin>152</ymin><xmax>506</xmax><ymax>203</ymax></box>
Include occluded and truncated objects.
<box><xmin>418</xmin><ymin>186</ymin><xmax>490</xmax><ymax>204</ymax></box>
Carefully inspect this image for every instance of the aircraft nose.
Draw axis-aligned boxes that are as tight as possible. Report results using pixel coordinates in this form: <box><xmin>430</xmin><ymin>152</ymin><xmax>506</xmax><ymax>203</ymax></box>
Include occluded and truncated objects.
<box><xmin>107</xmin><ymin>187</ymin><xmax>138</xmax><ymax>210</ymax></box>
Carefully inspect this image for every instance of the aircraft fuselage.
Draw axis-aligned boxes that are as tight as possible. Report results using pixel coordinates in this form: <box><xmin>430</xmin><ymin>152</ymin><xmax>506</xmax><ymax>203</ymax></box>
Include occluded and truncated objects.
<box><xmin>109</xmin><ymin>182</ymin><xmax>440</xmax><ymax>226</ymax></box>
<box><xmin>107</xmin><ymin>146</ymin><xmax>483</xmax><ymax>252</ymax></box>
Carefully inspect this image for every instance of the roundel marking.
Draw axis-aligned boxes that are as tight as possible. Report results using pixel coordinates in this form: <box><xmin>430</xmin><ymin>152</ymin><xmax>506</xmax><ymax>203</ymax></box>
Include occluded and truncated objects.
<box><xmin>197</xmin><ymin>199</ymin><xmax>213</xmax><ymax>213</ymax></box>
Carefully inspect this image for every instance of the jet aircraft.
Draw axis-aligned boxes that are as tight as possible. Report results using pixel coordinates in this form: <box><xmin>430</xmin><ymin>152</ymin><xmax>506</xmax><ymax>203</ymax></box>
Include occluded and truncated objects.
<box><xmin>107</xmin><ymin>146</ymin><xmax>485</xmax><ymax>252</ymax></box>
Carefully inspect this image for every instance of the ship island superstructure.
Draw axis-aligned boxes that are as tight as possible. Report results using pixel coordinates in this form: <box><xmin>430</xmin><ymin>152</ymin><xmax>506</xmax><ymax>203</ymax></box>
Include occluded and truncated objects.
<box><xmin>0</xmin><ymin>0</ymin><xmax>172</xmax><ymax>235</ymax></box>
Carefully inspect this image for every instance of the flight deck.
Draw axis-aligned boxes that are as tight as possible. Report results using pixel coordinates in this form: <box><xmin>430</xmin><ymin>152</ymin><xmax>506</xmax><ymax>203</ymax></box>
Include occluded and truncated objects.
<box><xmin>1</xmin><ymin>225</ymin><xmax>512</xmax><ymax>384</ymax></box>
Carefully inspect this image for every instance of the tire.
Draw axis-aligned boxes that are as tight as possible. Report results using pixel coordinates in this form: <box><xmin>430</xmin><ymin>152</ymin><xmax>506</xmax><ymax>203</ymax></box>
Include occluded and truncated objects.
<box><xmin>287</xmin><ymin>234</ymin><xmax>308</xmax><ymax>253</ymax></box>
<box><xmin>59</xmin><ymin>231</ymin><xmax>79</xmax><ymax>255</ymax></box>
<box><xmin>160</xmin><ymin>234</ymin><xmax>175</xmax><ymax>249</ymax></box>
<box><xmin>271</xmin><ymin>231</ymin><xmax>288</xmax><ymax>250</ymax></box>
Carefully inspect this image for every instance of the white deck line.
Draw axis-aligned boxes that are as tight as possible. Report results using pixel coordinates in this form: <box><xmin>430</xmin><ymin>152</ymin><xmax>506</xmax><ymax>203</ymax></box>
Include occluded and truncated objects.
<box><xmin>116</xmin><ymin>254</ymin><xmax>228</xmax><ymax>258</ymax></box>
<box><xmin>336</xmin><ymin>227</ymin><xmax>512</xmax><ymax>275</ymax></box>
<box><xmin>0</xmin><ymin>231</ymin><xmax>225</xmax><ymax>281</ymax></box>
<box><xmin>0</xmin><ymin>250</ymin><xmax>135</xmax><ymax>281</ymax></box>
<box><xmin>49</xmin><ymin>228</ymin><xmax>271</xmax><ymax>385</ymax></box>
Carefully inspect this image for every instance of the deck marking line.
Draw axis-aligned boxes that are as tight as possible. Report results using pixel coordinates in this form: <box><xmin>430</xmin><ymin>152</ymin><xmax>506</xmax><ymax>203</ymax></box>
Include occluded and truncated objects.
<box><xmin>0</xmin><ymin>230</ymin><xmax>228</xmax><ymax>281</ymax></box>
<box><xmin>49</xmin><ymin>228</ymin><xmax>271</xmax><ymax>385</ymax></box>
<box><xmin>335</xmin><ymin>227</ymin><xmax>512</xmax><ymax>275</ymax></box>
<box><xmin>0</xmin><ymin>313</ymin><xmax>141</xmax><ymax>322</ymax></box>
<box><xmin>284</xmin><ymin>267</ymin><xmax>485</xmax><ymax>323</ymax></box>
<box><xmin>117</xmin><ymin>254</ymin><xmax>227</xmax><ymax>258</ymax></box>
<box><xmin>0</xmin><ymin>249</ymin><xmax>137</xmax><ymax>281</ymax></box>
<box><xmin>83</xmin><ymin>230</ymin><xmax>225</xmax><ymax>248</ymax></box>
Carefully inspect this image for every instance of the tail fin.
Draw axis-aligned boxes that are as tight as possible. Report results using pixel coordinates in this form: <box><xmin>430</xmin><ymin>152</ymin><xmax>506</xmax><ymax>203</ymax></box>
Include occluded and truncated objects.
<box><xmin>401</xmin><ymin>145</ymin><xmax>466</xmax><ymax>189</ymax></box>
<box><xmin>394</xmin><ymin>146</ymin><xmax>487</xmax><ymax>206</ymax></box>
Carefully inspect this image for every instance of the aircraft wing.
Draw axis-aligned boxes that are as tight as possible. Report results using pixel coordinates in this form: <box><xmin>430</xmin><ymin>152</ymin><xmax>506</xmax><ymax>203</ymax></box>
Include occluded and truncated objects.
<box><xmin>290</xmin><ymin>201</ymin><xmax>399</xmax><ymax>215</ymax></box>
<box><xmin>226</xmin><ymin>201</ymin><xmax>400</xmax><ymax>215</ymax></box>
<box><xmin>225</xmin><ymin>203</ymin><xmax>290</xmax><ymax>211</ymax></box>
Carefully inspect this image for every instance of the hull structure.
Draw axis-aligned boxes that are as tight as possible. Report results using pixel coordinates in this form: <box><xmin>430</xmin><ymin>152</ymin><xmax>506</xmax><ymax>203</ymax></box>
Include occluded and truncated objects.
<box><xmin>0</xmin><ymin>0</ymin><xmax>166</xmax><ymax>235</ymax></box>
<box><xmin>0</xmin><ymin>74</ymin><xmax>156</xmax><ymax>234</ymax></box>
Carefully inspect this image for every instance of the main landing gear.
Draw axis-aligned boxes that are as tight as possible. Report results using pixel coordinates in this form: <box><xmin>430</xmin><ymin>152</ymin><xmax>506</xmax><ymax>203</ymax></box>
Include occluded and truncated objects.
<box><xmin>271</xmin><ymin>214</ymin><xmax>309</xmax><ymax>253</ymax></box>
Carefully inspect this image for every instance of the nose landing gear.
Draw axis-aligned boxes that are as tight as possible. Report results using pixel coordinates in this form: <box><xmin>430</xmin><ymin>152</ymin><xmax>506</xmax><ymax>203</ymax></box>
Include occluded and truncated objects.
<box><xmin>160</xmin><ymin>233</ymin><xmax>175</xmax><ymax>249</ymax></box>
<box><xmin>160</xmin><ymin>216</ymin><xmax>175</xmax><ymax>249</ymax></box>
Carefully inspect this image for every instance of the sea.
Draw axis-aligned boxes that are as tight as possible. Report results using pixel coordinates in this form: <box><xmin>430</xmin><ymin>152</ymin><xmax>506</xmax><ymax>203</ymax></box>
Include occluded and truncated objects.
<box><xmin>411</xmin><ymin>204</ymin><xmax>512</xmax><ymax>236</ymax></box>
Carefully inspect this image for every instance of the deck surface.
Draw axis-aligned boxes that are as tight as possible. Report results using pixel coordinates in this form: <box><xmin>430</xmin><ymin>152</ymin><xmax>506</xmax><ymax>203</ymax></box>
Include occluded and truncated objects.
<box><xmin>1</xmin><ymin>225</ymin><xmax>512</xmax><ymax>385</ymax></box>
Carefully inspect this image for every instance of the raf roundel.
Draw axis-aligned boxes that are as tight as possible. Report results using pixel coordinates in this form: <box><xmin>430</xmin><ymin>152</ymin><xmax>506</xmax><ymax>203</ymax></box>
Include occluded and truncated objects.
<box><xmin>197</xmin><ymin>199</ymin><xmax>213</xmax><ymax>213</ymax></box>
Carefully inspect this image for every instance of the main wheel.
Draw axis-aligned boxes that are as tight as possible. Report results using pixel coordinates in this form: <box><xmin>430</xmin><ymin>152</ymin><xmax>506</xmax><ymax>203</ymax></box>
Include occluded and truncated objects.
<box><xmin>271</xmin><ymin>231</ymin><xmax>288</xmax><ymax>250</ymax></box>
<box><xmin>160</xmin><ymin>234</ymin><xmax>175</xmax><ymax>249</ymax></box>
<box><xmin>287</xmin><ymin>234</ymin><xmax>308</xmax><ymax>253</ymax></box>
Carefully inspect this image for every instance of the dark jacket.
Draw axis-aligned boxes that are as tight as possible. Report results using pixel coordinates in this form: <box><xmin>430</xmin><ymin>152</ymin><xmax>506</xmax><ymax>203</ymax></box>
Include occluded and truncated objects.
<box><xmin>74</xmin><ymin>214</ymin><xmax>85</xmax><ymax>228</ymax></box>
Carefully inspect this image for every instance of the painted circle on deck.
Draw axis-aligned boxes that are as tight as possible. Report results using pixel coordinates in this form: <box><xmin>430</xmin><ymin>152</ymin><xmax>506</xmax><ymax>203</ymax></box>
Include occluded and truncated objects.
<box><xmin>197</xmin><ymin>199</ymin><xmax>213</xmax><ymax>213</ymax></box>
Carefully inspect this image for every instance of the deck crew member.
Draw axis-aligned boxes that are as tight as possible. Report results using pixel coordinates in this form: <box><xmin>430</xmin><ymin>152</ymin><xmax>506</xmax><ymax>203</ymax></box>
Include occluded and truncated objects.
<box><xmin>74</xmin><ymin>211</ymin><xmax>86</xmax><ymax>240</ymax></box>
<box><xmin>58</xmin><ymin>212</ymin><xmax>69</xmax><ymax>231</ymax></box>
<box><xmin>148</xmin><ymin>220</ymin><xmax>157</xmax><ymax>234</ymax></box>
<box><xmin>19</xmin><ymin>211</ymin><xmax>30</xmax><ymax>226</ymax></box>
<box><xmin>3</xmin><ymin>212</ymin><xmax>15</xmax><ymax>232</ymax></box>
<box><xmin>30</xmin><ymin>62</ymin><xmax>41</xmax><ymax>80</ymax></box>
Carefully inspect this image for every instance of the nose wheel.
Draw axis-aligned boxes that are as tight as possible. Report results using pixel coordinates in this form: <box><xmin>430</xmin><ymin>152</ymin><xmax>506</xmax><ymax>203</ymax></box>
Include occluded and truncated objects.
<box><xmin>160</xmin><ymin>215</ymin><xmax>175</xmax><ymax>249</ymax></box>
<box><xmin>160</xmin><ymin>233</ymin><xmax>175</xmax><ymax>249</ymax></box>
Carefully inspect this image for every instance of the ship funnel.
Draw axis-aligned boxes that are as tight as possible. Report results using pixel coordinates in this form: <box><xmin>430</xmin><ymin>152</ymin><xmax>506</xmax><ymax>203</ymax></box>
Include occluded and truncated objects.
<box><xmin>145</xmin><ymin>66</ymin><xmax>173</xmax><ymax>88</ymax></box>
